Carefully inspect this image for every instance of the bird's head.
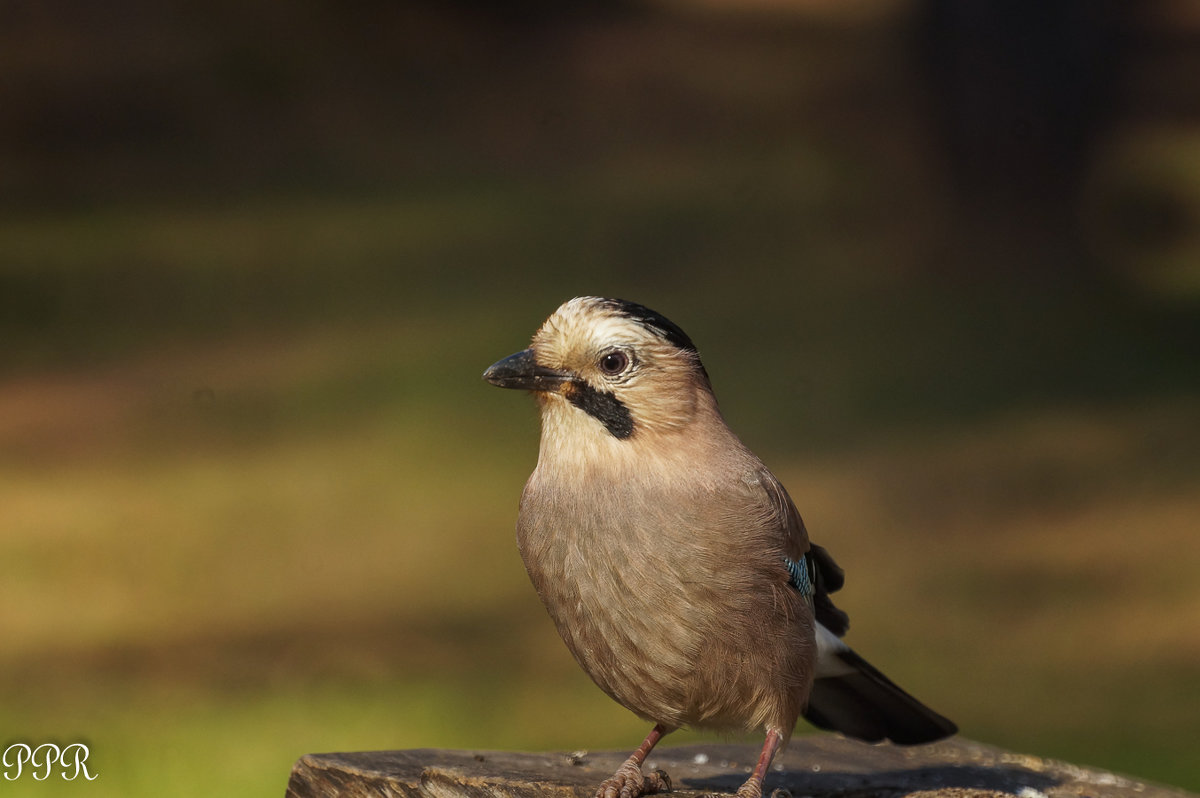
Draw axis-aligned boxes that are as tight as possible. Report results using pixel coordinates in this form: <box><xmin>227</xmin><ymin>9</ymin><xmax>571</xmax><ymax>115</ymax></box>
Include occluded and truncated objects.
<box><xmin>484</xmin><ymin>297</ymin><xmax>716</xmax><ymax>442</ymax></box>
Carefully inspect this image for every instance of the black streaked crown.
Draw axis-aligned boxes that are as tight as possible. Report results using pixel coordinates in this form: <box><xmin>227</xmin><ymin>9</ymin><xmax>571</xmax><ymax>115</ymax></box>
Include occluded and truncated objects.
<box><xmin>597</xmin><ymin>298</ymin><xmax>698</xmax><ymax>353</ymax></box>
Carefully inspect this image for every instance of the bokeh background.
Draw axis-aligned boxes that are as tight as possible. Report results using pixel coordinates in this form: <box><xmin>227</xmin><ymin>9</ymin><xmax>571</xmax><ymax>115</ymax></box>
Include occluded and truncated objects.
<box><xmin>2</xmin><ymin>1</ymin><xmax>1199</xmax><ymax>796</ymax></box>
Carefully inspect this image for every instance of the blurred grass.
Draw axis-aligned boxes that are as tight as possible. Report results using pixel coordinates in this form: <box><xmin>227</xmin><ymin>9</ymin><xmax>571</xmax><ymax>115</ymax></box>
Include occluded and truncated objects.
<box><xmin>1</xmin><ymin>176</ymin><xmax>1198</xmax><ymax>797</ymax></box>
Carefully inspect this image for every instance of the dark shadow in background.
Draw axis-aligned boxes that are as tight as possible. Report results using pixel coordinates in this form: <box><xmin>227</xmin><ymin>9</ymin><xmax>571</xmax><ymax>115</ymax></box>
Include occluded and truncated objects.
<box><xmin>0</xmin><ymin>0</ymin><xmax>1197</xmax><ymax>438</ymax></box>
<box><xmin>916</xmin><ymin>0</ymin><xmax>1131</xmax><ymax>274</ymax></box>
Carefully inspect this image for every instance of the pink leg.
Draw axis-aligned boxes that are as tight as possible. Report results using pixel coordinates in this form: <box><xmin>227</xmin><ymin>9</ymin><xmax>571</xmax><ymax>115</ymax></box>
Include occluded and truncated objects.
<box><xmin>595</xmin><ymin>723</ymin><xmax>673</xmax><ymax>798</ymax></box>
<box><xmin>734</xmin><ymin>727</ymin><xmax>785</xmax><ymax>798</ymax></box>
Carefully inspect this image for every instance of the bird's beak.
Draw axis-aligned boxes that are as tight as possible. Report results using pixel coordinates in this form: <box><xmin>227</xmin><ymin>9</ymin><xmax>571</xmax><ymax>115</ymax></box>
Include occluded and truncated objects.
<box><xmin>483</xmin><ymin>349</ymin><xmax>572</xmax><ymax>392</ymax></box>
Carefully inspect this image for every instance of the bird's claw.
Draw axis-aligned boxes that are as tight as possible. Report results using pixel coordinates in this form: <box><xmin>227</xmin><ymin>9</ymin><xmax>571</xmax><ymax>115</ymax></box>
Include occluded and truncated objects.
<box><xmin>595</xmin><ymin>760</ymin><xmax>672</xmax><ymax>798</ymax></box>
<box><xmin>645</xmin><ymin>769</ymin><xmax>672</xmax><ymax>794</ymax></box>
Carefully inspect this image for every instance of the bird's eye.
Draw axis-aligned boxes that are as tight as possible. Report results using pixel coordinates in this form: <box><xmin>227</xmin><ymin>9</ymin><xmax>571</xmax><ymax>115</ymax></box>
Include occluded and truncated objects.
<box><xmin>598</xmin><ymin>350</ymin><xmax>629</xmax><ymax>376</ymax></box>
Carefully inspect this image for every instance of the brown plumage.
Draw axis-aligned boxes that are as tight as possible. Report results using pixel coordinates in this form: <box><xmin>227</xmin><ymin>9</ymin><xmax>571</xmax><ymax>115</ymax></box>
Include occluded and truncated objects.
<box><xmin>484</xmin><ymin>297</ymin><xmax>955</xmax><ymax>798</ymax></box>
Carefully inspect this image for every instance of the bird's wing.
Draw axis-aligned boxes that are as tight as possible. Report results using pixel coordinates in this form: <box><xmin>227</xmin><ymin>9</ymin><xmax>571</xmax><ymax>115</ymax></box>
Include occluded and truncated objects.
<box><xmin>806</xmin><ymin>622</ymin><xmax>958</xmax><ymax>743</ymax></box>
<box><xmin>756</xmin><ymin>467</ymin><xmax>810</xmax><ymax>561</ymax></box>
<box><xmin>758</xmin><ymin>471</ymin><xmax>849</xmax><ymax>637</ymax></box>
<box><xmin>758</xmin><ymin>468</ymin><xmax>955</xmax><ymax>744</ymax></box>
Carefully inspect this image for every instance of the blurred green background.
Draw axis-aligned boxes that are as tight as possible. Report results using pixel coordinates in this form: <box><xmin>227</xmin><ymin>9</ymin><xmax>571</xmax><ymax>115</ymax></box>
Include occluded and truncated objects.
<box><xmin>2</xmin><ymin>1</ymin><xmax>1199</xmax><ymax>796</ymax></box>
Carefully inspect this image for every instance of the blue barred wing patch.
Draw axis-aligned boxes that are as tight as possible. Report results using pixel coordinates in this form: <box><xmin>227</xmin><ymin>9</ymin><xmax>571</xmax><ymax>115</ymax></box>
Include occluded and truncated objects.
<box><xmin>784</xmin><ymin>553</ymin><xmax>815</xmax><ymax>608</ymax></box>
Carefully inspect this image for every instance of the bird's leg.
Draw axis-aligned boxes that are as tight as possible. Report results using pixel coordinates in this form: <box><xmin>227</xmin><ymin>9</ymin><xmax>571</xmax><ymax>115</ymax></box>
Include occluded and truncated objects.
<box><xmin>595</xmin><ymin>723</ymin><xmax>673</xmax><ymax>798</ymax></box>
<box><xmin>733</xmin><ymin>727</ymin><xmax>785</xmax><ymax>798</ymax></box>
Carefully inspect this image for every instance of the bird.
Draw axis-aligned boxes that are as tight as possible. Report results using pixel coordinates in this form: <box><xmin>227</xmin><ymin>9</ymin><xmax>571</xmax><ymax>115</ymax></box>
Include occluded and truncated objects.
<box><xmin>483</xmin><ymin>296</ymin><xmax>956</xmax><ymax>798</ymax></box>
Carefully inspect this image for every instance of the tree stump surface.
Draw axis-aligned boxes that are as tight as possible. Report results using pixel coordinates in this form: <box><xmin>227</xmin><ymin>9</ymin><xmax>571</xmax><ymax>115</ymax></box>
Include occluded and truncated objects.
<box><xmin>286</xmin><ymin>737</ymin><xmax>1194</xmax><ymax>798</ymax></box>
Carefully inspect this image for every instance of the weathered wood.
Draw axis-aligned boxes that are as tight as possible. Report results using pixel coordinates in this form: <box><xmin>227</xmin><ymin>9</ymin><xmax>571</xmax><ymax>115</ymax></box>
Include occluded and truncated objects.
<box><xmin>286</xmin><ymin>738</ymin><xmax>1194</xmax><ymax>798</ymax></box>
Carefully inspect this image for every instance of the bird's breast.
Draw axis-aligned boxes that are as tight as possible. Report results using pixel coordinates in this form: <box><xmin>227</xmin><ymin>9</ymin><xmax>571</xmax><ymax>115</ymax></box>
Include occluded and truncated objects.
<box><xmin>518</xmin><ymin>478</ymin><xmax>696</xmax><ymax>700</ymax></box>
<box><xmin>516</xmin><ymin>465</ymin><xmax>814</xmax><ymax>732</ymax></box>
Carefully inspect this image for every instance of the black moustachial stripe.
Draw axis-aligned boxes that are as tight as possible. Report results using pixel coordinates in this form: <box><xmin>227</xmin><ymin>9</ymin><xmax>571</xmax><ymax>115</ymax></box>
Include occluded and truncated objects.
<box><xmin>564</xmin><ymin>379</ymin><xmax>634</xmax><ymax>439</ymax></box>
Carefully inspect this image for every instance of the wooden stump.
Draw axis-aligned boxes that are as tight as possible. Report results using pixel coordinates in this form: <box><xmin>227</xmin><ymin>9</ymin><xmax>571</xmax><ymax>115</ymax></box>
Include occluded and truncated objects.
<box><xmin>286</xmin><ymin>737</ymin><xmax>1193</xmax><ymax>798</ymax></box>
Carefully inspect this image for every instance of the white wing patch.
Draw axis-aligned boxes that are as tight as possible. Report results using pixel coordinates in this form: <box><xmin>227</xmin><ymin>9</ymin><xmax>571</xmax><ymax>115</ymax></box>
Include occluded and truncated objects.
<box><xmin>814</xmin><ymin>622</ymin><xmax>857</xmax><ymax>678</ymax></box>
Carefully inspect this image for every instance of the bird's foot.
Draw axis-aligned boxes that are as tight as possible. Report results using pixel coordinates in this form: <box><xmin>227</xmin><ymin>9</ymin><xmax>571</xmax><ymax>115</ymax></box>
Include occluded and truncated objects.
<box><xmin>694</xmin><ymin>777</ymin><xmax>767</xmax><ymax>798</ymax></box>
<box><xmin>732</xmin><ymin>776</ymin><xmax>765</xmax><ymax>798</ymax></box>
<box><xmin>646</xmin><ymin>769</ymin><xmax>672</xmax><ymax>794</ymax></box>
<box><xmin>595</xmin><ymin>758</ymin><xmax>672</xmax><ymax>798</ymax></box>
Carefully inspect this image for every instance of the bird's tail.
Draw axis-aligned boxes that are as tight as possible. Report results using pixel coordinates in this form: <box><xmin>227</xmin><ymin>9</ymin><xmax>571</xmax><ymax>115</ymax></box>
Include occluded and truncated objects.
<box><xmin>803</xmin><ymin>625</ymin><xmax>957</xmax><ymax>745</ymax></box>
